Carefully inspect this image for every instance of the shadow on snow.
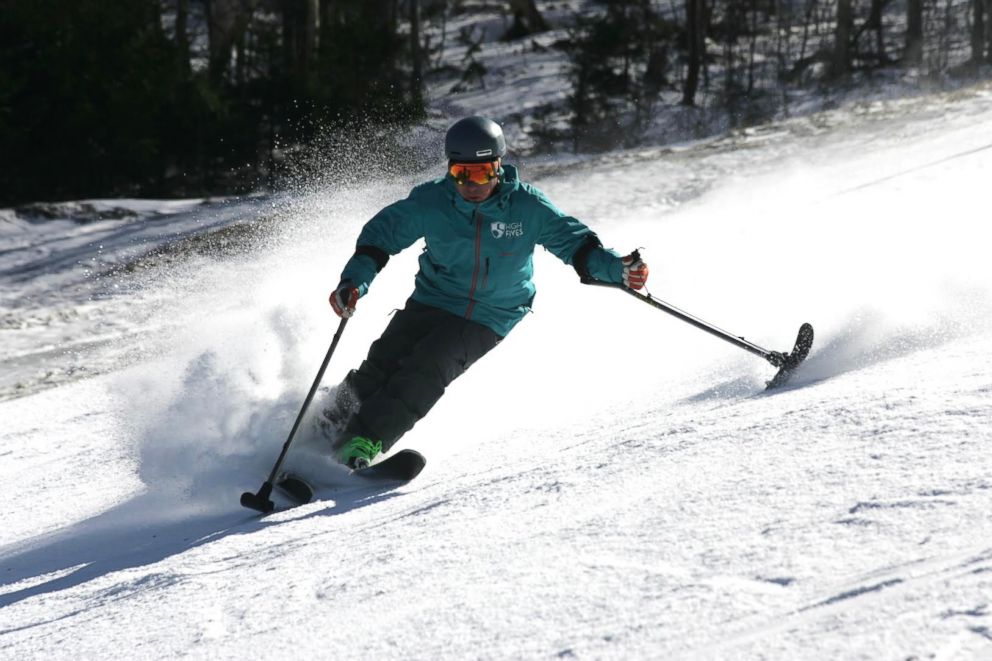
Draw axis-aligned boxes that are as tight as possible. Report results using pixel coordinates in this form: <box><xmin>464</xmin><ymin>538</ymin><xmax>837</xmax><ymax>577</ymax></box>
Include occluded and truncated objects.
<box><xmin>0</xmin><ymin>480</ymin><xmax>403</xmax><ymax>616</ymax></box>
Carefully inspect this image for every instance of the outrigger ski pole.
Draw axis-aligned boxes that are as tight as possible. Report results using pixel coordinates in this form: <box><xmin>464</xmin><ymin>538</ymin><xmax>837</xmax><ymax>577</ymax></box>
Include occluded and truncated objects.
<box><xmin>584</xmin><ymin>251</ymin><xmax>814</xmax><ymax>389</ymax></box>
<box><xmin>241</xmin><ymin>317</ymin><xmax>349</xmax><ymax>513</ymax></box>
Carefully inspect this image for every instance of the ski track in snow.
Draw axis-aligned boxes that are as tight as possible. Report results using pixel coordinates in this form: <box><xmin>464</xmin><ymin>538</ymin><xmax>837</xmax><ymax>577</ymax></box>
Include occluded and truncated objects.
<box><xmin>2</xmin><ymin>85</ymin><xmax>992</xmax><ymax>659</ymax></box>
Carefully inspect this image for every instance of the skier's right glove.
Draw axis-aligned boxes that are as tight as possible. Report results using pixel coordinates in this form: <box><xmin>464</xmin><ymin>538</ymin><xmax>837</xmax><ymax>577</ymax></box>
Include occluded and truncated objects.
<box><xmin>329</xmin><ymin>282</ymin><xmax>359</xmax><ymax>318</ymax></box>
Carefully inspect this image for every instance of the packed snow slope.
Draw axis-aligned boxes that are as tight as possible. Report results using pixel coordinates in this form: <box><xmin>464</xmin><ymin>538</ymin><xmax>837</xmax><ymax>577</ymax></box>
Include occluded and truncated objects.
<box><xmin>2</xmin><ymin>85</ymin><xmax>992</xmax><ymax>659</ymax></box>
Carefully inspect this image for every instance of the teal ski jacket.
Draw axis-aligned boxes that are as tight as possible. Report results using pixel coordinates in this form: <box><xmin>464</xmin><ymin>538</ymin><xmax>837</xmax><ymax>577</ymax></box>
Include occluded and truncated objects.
<box><xmin>339</xmin><ymin>164</ymin><xmax>624</xmax><ymax>337</ymax></box>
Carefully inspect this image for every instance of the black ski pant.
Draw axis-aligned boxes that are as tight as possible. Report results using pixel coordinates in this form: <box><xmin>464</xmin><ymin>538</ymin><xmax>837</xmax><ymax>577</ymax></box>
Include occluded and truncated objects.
<box><xmin>335</xmin><ymin>298</ymin><xmax>502</xmax><ymax>454</ymax></box>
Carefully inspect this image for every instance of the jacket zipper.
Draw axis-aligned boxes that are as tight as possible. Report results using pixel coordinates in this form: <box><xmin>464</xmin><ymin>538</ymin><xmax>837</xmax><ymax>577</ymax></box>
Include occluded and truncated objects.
<box><xmin>465</xmin><ymin>211</ymin><xmax>483</xmax><ymax>319</ymax></box>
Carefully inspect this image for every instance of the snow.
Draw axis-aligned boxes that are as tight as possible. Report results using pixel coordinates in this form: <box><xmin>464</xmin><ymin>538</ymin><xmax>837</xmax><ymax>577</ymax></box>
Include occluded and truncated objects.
<box><xmin>2</xmin><ymin>81</ymin><xmax>992</xmax><ymax>658</ymax></box>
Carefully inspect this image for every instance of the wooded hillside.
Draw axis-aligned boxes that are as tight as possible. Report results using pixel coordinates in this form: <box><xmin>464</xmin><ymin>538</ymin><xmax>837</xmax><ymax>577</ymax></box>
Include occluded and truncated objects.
<box><xmin>1</xmin><ymin>0</ymin><xmax>987</xmax><ymax>205</ymax></box>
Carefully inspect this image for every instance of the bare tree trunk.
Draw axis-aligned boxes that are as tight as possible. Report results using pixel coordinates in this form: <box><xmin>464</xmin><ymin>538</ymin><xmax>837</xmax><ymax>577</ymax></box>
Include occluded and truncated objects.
<box><xmin>206</xmin><ymin>0</ymin><xmax>243</xmax><ymax>84</ymax></box>
<box><xmin>204</xmin><ymin>0</ymin><xmax>217</xmax><ymax>78</ymax></box>
<box><xmin>304</xmin><ymin>0</ymin><xmax>319</xmax><ymax>68</ymax></box>
<box><xmin>775</xmin><ymin>0</ymin><xmax>787</xmax><ymax>79</ymax></box>
<box><xmin>282</xmin><ymin>0</ymin><xmax>300</xmax><ymax>80</ymax></box>
<box><xmin>973</xmin><ymin>0</ymin><xmax>986</xmax><ymax>62</ymax></box>
<box><xmin>939</xmin><ymin>0</ymin><xmax>952</xmax><ymax>70</ymax></box>
<box><xmin>905</xmin><ymin>0</ymin><xmax>924</xmax><ymax>65</ymax></box>
<box><xmin>703</xmin><ymin>0</ymin><xmax>711</xmax><ymax>88</ymax></box>
<box><xmin>798</xmin><ymin>0</ymin><xmax>817</xmax><ymax>67</ymax></box>
<box><xmin>645</xmin><ymin>1</ymin><xmax>668</xmax><ymax>100</ymax></box>
<box><xmin>985</xmin><ymin>0</ymin><xmax>992</xmax><ymax>64</ymax></box>
<box><xmin>435</xmin><ymin>3</ymin><xmax>449</xmax><ymax>69</ymax></box>
<box><xmin>508</xmin><ymin>0</ymin><xmax>549</xmax><ymax>33</ymax></box>
<box><xmin>775</xmin><ymin>0</ymin><xmax>792</xmax><ymax>112</ymax></box>
<box><xmin>682</xmin><ymin>0</ymin><xmax>706</xmax><ymax>105</ymax></box>
<box><xmin>868</xmin><ymin>0</ymin><xmax>886</xmax><ymax>62</ymax></box>
<box><xmin>319</xmin><ymin>0</ymin><xmax>335</xmax><ymax>27</ymax></box>
<box><xmin>176</xmin><ymin>0</ymin><xmax>190</xmax><ymax>73</ymax></box>
<box><xmin>317</xmin><ymin>0</ymin><xmax>337</xmax><ymax>70</ymax></box>
<box><xmin>235</xmin><ymin>29</ymin><xmax>246</xmax><ymax>87</ymax></box>
<box><xmin>831</xmin><ymin>0</ymin><xmax>853</xmax><ymax>76</ymax></box>
<box><xmin>283</xmin><ymin>0</ymin><xmax>318</xmax><ymax>86</ymax></box>
<box><xmin>361</xmin><ymin>0</ymin><xmax>394</xmax><ymax>32</ymax></box>
<box><xmin>748</xmin><ymin>0</ymin><xmax>758</xmax><ymax>93</ymax></box>
<box><xmin>723</xmin><ymin>25</ymin><xmax>733</xmax><ymax>93</ymax></box>
<box><xmin>410</xmin><ymin>0</ymin><xmax>423</xmax><ymax>99</ymax></box>
<box><xmin>987</xmin><ymin>0</ymin><xmax>992</xmax><ymax>62</ymax></box>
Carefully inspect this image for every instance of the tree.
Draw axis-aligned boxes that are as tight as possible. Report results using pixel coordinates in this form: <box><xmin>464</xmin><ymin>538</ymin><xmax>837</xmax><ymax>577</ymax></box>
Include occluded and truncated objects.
<box><xmin>830</xmin><ymin>0</ymin><xmax>854</xmax><ymax>76</ymax></box>
<box><xmin>410</xmin><ymin>0</ymin><xmax>424</xmax><ymax>102</ymax></box>
<box><xmin>282</xmin><ymin>0</ymin><xmax>320</xmax><ymax>89</ymax></box>
<box><xmin>905</xmin><ymin>0</ymin><xmax>924</xmax><ymax>65</ymax></box>
<box><xmin>0</xmin><ymin>0</ymin><xmax>193</xmax><ymax>203</ymax></box>
<box><xmin>972</xmin><ymin>0</ymin><xmax>986</xmax><ymax>63</ymax></box>
<box><xmin>314</xmin><ymin>0</ymin><xmax>423</xmax><ymax>119</ymax></box>
<box><xmin>205</xmin><ymin>0</ymin><xmax>245</xmax><ymax>84</ymax></box>
<box><xmin>565</xmin><ymin>5</ymin><xmax>636</xmax><ymax>149</ymax></box>
<box><xmin>682</xmin><ymin>0</ymin><xmax>707</xmax><ymax>105</ymax></box>
<box><xmin>176</xmin><ymin>0</ymin><xmax>191</xmax><ymax>74</ymax></box>
<box><xmin>563</xmin><ymin>2</ymin><xmax>678</xmax><ymax>150</ymax></box>
<box><xmin>866</xmin><ymin>0</ymin><xmax>887</xmax><ymax>64</ymax></box>
<box><xmin>504</xmin><ymin>0</ymin><xmax>549</xmax><ymax>39</ymax></box>
<box><xmin>987</xmin><ymin>0</ymin><xmax>992</xmax><ymax>62</ymax></box>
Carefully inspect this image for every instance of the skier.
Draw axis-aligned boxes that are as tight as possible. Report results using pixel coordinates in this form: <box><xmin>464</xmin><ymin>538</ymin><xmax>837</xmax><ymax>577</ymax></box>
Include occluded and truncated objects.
<box><xmin>326</xmin><ymin>116</ymin><xmax>649</xmax><ymax>469</ymax></box>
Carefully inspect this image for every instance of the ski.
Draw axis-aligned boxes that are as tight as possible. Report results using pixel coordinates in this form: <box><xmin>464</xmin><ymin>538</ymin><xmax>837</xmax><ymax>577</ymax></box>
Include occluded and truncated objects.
<box><xmin>355</xmin><ymin>448</ymin><xmax>427</xmax><ymax>482</ymax></box>
<box><xmin>273</xmin><ymin>449</ymin><xmax>427</xmax><ymax>507</ymax></box>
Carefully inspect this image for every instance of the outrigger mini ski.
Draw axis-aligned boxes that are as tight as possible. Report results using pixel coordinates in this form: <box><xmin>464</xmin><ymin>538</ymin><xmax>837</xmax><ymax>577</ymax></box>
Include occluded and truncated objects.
<box><xmin>276</xmin><ymin>449</ymin><xmax>427</xmax><ymax>506</ymax></box>
<box><xmin>584</xmin><ymin>250</ymin><xmax>814</xmax><ymax>389</ymax></box>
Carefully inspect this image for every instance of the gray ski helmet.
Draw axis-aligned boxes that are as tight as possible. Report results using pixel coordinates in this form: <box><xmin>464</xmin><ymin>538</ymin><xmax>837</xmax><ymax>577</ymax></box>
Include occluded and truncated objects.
<box><xmin>445</xmin><ymin>116</ymin><xmax>506</xmax><ymax>163</ymax></box>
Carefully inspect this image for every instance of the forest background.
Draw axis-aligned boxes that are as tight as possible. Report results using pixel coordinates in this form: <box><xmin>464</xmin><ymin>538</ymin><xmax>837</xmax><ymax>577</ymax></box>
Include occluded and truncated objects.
<box><xmin>1</xmin><ymin>0</ymin><xmax>989</xmax><ymax>206</ymax></box>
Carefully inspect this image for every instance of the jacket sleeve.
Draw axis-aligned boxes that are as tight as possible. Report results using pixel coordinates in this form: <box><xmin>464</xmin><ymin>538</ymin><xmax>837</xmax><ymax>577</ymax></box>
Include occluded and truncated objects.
<box><xmin>339</xmin><ymin>189</ymin><xmax>428</xmax><ymax>296</ymax></box>
<box><xmin>531</xmin><ymin>188</ymin><xmax>623</xmax><ymax>284</ymax></box>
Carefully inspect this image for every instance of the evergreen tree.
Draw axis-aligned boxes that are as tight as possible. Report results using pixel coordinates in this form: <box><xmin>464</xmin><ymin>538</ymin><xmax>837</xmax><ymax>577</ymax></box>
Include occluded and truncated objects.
<box><xmin>0</xmin><ymin>0</ymin><xmax>187</xmax><ymax>203</ymax></box>
<box><xmin>565</xmin><ymin>1</ymin><xmax>677</xmax><ymax>151</ymax></box>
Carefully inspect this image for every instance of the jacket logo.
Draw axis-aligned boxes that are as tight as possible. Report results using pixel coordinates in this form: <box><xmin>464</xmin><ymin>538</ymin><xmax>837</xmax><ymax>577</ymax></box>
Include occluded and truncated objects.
<box><xmin>491</xmin><ymin>221</ymin><xmax>523</xmax><ymax>239</ymax></box>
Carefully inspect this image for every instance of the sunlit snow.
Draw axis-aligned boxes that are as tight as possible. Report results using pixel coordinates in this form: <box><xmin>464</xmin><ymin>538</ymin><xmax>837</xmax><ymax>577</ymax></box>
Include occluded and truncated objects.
<box><xmin>2</xmin><ymin>84</ymin><xmax>991</xmax><ymax>658</ymax></box>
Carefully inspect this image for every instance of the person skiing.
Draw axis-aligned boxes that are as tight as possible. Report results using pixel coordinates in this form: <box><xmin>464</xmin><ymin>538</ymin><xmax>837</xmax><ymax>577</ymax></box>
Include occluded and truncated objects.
<box><xmin>325</xmin><ymin>116</ymin><xmax>649</xmax><ymax>469</ymax></box>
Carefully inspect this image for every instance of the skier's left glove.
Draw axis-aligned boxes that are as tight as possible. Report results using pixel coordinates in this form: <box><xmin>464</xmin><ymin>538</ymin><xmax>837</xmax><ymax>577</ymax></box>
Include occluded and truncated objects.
<box><xmin>621</xmin><ymin>253</ymin><xmax>649</xmax><ymax>290</ymax></box>
<box><xmin>329</xmin><ymin>282</ymin><xmax>359</xmax><ymax>318</ymax></box>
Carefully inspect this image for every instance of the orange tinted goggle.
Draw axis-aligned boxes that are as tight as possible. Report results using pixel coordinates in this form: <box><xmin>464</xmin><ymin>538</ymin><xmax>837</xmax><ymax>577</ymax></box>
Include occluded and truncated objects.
<box><xmin>449</xmin><ymin>161</ymin><xmax>499</xmax><ymax>186</ymax></box>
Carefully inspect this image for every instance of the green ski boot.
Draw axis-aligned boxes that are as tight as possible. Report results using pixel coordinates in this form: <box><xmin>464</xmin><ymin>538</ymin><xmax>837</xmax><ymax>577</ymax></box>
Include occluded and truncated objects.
<box><xmin>338</xmin><ymin>436</ymin><xmax>382</xmax><ymax>470</ymax></box>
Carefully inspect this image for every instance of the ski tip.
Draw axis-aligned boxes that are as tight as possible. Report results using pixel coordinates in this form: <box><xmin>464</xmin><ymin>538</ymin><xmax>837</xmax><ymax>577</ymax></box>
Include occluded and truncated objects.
<box><xmin>355</xmin><ymin>448</ymin><xmax>426</xmax><ymax>482</ymax></box>
<box><xmin>765</xmin><ymin>322</ymin><xmax>815</xmax><ymax>390</ymax></box>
